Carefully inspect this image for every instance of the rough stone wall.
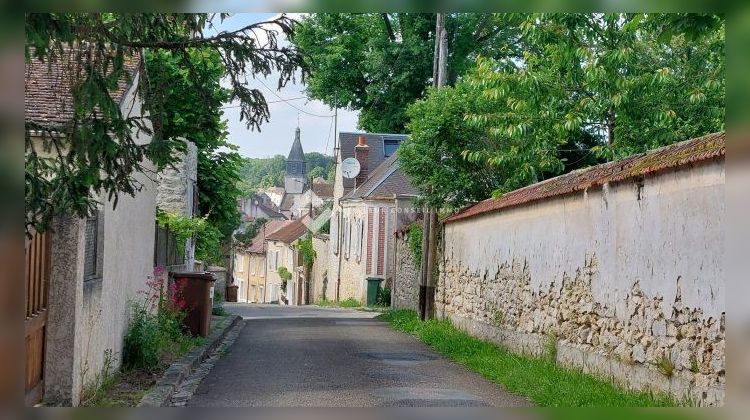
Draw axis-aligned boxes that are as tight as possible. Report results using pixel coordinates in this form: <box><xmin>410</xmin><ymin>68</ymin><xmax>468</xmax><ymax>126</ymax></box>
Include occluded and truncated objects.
<box><xmin>438</xmin><ymin>160</ymin><xmax>725</xmax><ymax>405</ymax></box>
<box><xmin>393</xmin><ymin>231</ymin><xmax>420</xmax><ymax>310</ymax></box>
<box><xmin>311</xmin><ymin>235</ymin><xmax>330</xmax><ymax>302</ymax></box>
<box><xmin>156</xmin><ymin>141</ymin><xmax>197</xmax><ymax>216</ymax></box>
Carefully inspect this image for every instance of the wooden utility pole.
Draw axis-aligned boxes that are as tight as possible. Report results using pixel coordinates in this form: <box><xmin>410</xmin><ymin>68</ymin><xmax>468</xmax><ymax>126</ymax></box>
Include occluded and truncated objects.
<box><xmin>420</xmin><ymin>13</ymin><xmax>447</xmax><ymax>321</ymax></box>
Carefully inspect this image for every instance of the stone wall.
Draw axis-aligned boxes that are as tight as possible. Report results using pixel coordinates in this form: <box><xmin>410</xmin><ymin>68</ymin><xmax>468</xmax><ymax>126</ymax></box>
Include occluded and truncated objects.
<box><xmin>393</xmin><ymin>229</ymin><xmax>420</xmax><ymax>311</ymax></box>
<box><xmin>311</xmin><ymin>234</ymin><xmax>330</xmax><ymax>302</ymax></box>
<box><xmin>438</xmin><ymin>160</ymin><xmax>725</xmax><ymax>405</ymax></box>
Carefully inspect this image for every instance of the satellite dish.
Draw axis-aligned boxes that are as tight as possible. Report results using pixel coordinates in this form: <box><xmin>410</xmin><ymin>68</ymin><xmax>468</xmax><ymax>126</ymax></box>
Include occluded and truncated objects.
<box><xmin>341</xmin><ymin>157</ymin><xmax>361</xmax><ymax>179</ymax></box>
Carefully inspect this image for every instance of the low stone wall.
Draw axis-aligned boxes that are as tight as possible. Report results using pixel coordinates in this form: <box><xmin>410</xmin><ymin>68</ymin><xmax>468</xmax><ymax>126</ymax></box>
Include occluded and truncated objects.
<box><xmin>393</xmin><ymin>230</ymin><xmax>420</xmax><ymax>311</ymax></box>
<box><xmin>438</xmin><ymin>160</ymin><xmax>725</xmax><ymax>405</ymax></box>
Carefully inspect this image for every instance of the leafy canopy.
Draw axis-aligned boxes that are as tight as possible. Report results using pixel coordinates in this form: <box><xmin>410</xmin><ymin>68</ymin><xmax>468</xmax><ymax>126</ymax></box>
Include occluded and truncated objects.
<box><xmin>401</xmin><ymin>13</ymin><xmax>724</xmax><ymax>208</ymax></box>
<box><xmin>290</xmin><ymin>13</ymin><xmax>523</xmax><ymax>133</ymax></box>
<box><xmin>25</xmin><ymin>13</ymin><xmax>305</xmax><ymax>235</ymax></box>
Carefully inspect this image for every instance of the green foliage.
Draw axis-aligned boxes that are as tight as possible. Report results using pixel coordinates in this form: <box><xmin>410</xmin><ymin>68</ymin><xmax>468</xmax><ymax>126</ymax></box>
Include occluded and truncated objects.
<box><xmin>156</xmin><ymin>209</ymin><xmax>208</xmax><ymax>245</ymax></box>
<box><xmin>318</xmin><ymin>218</ymin><xmax>330</xmax><ymax>234</ymax></box>
<box><xmin>461</xmin><ymin>14</ymin><xmax>724</xmax><ymax>194</ymax></box>
<box><xmin>25</xmin><ymin>13</ymin><xmax>305</xmax><ymax>235</ymax></box>
<box><xmin>656</xmin><ymin>353</ymin><xmax>675</xmax><ymax>378</ymax></box>
<box><xmin>122</xmin><ymin>302</ymin><xmax>163</xmax><ymax>371</ymax></box>
<box><xmin>298</xmin><ymin>234</ymin><xmax>317</xmax><ymax>269</ymax></box>
<box><xmin>238</xmin><ymin>155</ymin><xmax>286</xmax><ymax>195</ymax></box>
<box><xmin>546</xmin><ymin>329</ymin><xmax>558</xmax><ymax>364</ymax></box>
<box><xmin>234</xmin><ymin>217</ymin><xmax>268</xmax><ymax>246</ymax></box>
<box><xmin>375</xmin><ymin>287</ymin><xmax>391</xmax><ymax>307</ymax></box>
<box><xmin>277</xmin><ymin>266</ymin><xmax>292</xmax><ymax>290</ymax></box>
<box><xmin>291</xmin><ymin>13</ymin><xmax>523</xmax><ymax>133</ymax></box>
<box><xmin>155</xmin><ymin>210</ymin><xmax>222</xmax><ymax>265</ymax></box>
<box><xmin>145</xmin><ymin>48</ymin><xmax>243</xmax><ymax>238</ymax></box>
<box><xmin>407</xmin><ymin>223</ymin><xmax>423</xmax><ymax>268</ymax></box>
<box><xmin>339</xmin><ymin>298</ymin><xmax>361</xmax><ymax>308</ymax></box>
<box><xmin>277</xmin><ymin>266</ymin><xmax>293</xmax><ymax>281</ymax></box>
<box><xmin>401</xmin><ymin>84</ymin><xmax>509</xmax><ymax>209</ymax></box>
<box><xmin>194</xmin><ymin>223</ymin><xmax>223</xmax><ymax>265</ymax></box>
<box><xmin>401</xmin><ymin>13</ymin><xmax>724</xmax><ymax>206</ymax></box>
<box><xmin>377</xmin><ymin>310</ymin><xmax>678</xmax><ymax>407</ymax></box>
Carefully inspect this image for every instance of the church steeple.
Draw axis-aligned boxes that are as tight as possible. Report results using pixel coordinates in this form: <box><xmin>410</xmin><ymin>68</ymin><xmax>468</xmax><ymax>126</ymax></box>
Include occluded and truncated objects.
<box><xmin>284</xmin><ymin>126</ymin><xmax>307</xmax><ymax>194</ymax></box>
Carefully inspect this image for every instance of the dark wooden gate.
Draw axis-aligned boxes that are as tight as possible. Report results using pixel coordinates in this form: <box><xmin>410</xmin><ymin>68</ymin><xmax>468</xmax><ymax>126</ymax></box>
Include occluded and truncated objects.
<box><xmin>25</xmin><ymin>231</ymin><xmax>51</xmax><ymax>406</ymax></box>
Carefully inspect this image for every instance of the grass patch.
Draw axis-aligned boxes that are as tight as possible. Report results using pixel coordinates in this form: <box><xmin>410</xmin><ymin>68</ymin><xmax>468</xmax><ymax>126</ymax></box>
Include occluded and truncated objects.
<box><xmin>376</xmin><ymin>309</ymin><xmax>678</xmax><ymax>407</ymax></box>
<box><xmin>316</xmin><ymin>297</ymin><xmax>361</xmax><ymax>308</ymax></box>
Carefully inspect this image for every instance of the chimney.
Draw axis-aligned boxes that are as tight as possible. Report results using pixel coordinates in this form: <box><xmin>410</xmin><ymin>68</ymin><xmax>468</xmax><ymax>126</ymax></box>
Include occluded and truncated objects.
<box><xmin>354</xmin><ymin>135</ymin><xmax>370</xmax><ymax>188</ymax></box>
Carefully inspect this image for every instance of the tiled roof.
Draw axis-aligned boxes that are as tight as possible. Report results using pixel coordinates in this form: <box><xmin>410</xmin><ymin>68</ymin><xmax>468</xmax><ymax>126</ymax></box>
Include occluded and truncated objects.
<box><xmin>311</xmin><ymin>181</ymin><xmax>334</xmax><ymax>199</ymax></box>
<box><xmin>266</xmin><ymin>215</ymin><xmax>311</xmax><ymax>244</ymax></box>
<box><xmin>338</xmin><ymin>132</ymin><xmax>408</xmax><ymax>192</ymax></box>
<box><xmin>445</xmin><ymin>132</ymin><xmax>725</xmax><ymax>224</ymax></box>
<box><xmin>247</xmin><ymin>220</ymin><xmax>292</xmax><ymax>254</ymax></box>
<box><xmin>25</xmin><ymin>49</ymin><xmax>140</xmax><ymax>128</ymax></box>
<box><xmin>279</xmin><ymin>193</ymin><xmax>296</xmax><ymax>211</ymax></box>
<box><xmin>342</xmin><ymin>153</ymin><xmax>417</xmax><ymax>201</ymax></box>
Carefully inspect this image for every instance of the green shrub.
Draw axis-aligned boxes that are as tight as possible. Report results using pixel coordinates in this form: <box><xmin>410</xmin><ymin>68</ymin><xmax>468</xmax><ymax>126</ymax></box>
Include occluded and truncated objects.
<box><xmin>123</xmin><ymin>303</ymin><xmax>162</xmax><ymax>370</ymax></box>
<box><xmin>376</xmin><ymin>287</ymin><xmax>391</xmax><ymax>307</ymax></box>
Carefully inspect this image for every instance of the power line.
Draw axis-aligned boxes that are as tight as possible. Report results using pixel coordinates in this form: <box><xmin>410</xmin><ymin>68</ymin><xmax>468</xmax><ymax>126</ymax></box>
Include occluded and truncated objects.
<box><xmin>220</xmin><ymin>96</ymin><xmax>308</xmax><ymax>109</ymax></box>
<box><xmin>257</xmin><ymin>78</ymin><xmax>335</xmax><ymax>118</ymax></box>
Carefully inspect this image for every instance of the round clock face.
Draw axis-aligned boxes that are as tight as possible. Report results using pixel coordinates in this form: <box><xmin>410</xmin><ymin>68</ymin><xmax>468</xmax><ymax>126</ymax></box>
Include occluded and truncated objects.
<box><xmin>341</xmin><ymin>157</ymin><xmax>361</xmax><ymax>179</ymax></box>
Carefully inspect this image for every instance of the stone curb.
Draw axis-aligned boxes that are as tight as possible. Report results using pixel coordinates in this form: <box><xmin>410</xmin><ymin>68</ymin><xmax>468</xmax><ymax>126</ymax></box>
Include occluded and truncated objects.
<box><xmin>137</xmin><ymin>315</ymin><xmax>242</xmax><ymax>407</ymax></box>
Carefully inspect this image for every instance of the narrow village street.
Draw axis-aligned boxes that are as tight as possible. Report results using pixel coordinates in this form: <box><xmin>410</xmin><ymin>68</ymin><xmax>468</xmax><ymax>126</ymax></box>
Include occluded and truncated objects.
<box><xmin>185</xmin><ymin>304</ymin><xmax>531</xmax><ymax>407</ymax></box>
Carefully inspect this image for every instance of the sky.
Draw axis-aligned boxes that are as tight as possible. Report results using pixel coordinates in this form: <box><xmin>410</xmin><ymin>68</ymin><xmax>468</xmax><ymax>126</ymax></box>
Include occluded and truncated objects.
<box><xmin>210</xmin><ymin>13</ymin><xmax>361</xmax><ymax>159</ymax></box>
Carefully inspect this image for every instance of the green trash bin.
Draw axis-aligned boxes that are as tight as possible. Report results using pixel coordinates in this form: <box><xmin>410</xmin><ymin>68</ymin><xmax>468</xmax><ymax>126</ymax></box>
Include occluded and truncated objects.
<box><xmin>366</xmin><ymin>277</ymin><xmax>383</xmax><ymax>306</ymax></box>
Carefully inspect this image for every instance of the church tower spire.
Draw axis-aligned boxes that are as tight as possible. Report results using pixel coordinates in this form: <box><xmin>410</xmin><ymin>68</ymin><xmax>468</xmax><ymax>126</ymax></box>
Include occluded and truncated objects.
<box><xmin>284</xmin><ymin>126</ymin><xmax>306</xmax><ymax>194</ymax></box>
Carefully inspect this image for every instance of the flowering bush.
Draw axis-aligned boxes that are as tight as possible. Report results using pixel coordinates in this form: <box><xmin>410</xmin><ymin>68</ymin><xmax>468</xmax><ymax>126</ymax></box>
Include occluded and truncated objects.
<box><xmin>124</xmin><ymin>266</ymin><xmax>196</xmax><ymax>370</ymax></box>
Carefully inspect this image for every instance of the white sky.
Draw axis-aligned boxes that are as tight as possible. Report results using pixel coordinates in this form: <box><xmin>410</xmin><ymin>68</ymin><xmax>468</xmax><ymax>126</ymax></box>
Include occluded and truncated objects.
<box><xmin>209</xmin><ymin>13</ymin><xmax>361</xmax><ymax>158</ymax></box>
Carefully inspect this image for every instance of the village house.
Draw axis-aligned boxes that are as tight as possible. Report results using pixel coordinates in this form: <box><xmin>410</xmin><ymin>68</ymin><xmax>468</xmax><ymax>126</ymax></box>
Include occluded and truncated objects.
<box><xmin>326</xmin><ymin>133</ymin><xmax>419</xmax><ymax>304</ymax></box>
<box><xmin>233</xmin><ymin>219</ymin><xmax>290</xmax><ymax>303</ymax></box>
<box><xmin>264</xmin><ymin>216</ymin><xmax>311</xmax><ymax>305</ymax></box>
<box><xmin>237</xmin><ymin>192</ymin><xmax>286</xmax><ymax>222</ymax></box>
<box><xmin>25</xmin><ymin>52</ymin><xmax>158</xmax><ymax>406</ymax></box>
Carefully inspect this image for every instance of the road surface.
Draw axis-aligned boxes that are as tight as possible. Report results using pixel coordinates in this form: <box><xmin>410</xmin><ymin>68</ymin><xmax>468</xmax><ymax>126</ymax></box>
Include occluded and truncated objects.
<box><xmin>187</xmin><ymin>304</ymin><xmax>530</xmax><ymax>407</ymax></box>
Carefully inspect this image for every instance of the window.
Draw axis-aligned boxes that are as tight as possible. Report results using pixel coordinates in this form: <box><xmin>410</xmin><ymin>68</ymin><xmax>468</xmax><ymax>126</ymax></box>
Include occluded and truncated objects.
<box><xmin>250</xmin><ymin>256</ymin><xmax>255</xmax><ymax>275</ymax></box>
<box><xmin>235</xmin><ymin>254</ymin><xmax>243</xmax><ymax>272</ymax></box>
<box><xmin>83</xmin><ymin>210</ymin><xmax>104</xmax><ymax>281</ymax></box>
<box><xmin>275</xmin><ymin>251</ymin><xmax>280</xmax><ymax>270</ymax></box>
<box><xmin>383</xmin><ymin>137</ymin><xmax>400</xmax><ymax>157</ymax></box>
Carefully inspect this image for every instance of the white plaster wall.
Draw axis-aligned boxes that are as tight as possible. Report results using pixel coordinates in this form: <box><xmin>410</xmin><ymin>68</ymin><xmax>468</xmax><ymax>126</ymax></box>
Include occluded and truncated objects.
<box><xmin>444</xmin><ymin>161</ymin><xmax>725</xmax><ymax>321</ymax></box>
<box><xmin>75</xmin><ymin>75</ymin><xmax>157</xmax><ymax>397</ymax></box>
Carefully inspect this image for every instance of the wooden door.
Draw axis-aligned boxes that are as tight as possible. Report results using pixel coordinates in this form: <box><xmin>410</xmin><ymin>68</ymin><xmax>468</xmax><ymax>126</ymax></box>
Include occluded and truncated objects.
<box><xmin>25</xmin><ymin>231</ymin><xmax>51</xmax><ymax>406</ymax></box>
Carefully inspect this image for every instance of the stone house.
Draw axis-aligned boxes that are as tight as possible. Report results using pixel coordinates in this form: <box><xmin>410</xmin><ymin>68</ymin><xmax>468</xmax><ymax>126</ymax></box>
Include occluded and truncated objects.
<box><xmin>439</xmin><ymin>132</ymin><xmax>725</xmax><ymax>405</ymax></box>
<box><xmin>25</xmin><ymin>52</ymin><xmax>158</xmax><ymax>406</ymax></box>
<box><xmin>327</xmin><ymin>133</ymin><xmax>419</xmax><ymax>303</ymax></box>
<box><xmin>264</xmin><ymin>216</ymin><xmax>311</xmax><ymax>305</ymax></box>
<box><xmin>233</xmin><ymin>219</ymin><xmax>290</xmax><ymax>303</ymax></box>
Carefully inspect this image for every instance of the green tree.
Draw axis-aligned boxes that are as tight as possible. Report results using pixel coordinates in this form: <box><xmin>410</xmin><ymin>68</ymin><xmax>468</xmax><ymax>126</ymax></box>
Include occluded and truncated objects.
<box><xmin>402</xmin><ymin>13</ymin><xmax>724</xmax><ymax>207</ymax></box>
<box><xmin>291</xmin><ymin>13</ymin><xmax>523</xmax><ymax>133</ymax></box>
<box><xmin>25</xmin><ymin>13</ymin><xmax>304</xmax><ymax>235</ymax></box>
<box><xmin>145</xmin><ymin>48</ymin><xmax>243</xmax><ymax>238</ymax></box>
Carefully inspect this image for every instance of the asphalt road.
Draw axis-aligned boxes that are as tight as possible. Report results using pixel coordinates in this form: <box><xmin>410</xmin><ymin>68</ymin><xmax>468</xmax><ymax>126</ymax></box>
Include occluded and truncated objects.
<box><xmin>187</xmin><ymin>304</ymin><xmax>531</xmax><ymax>407</ymax></box>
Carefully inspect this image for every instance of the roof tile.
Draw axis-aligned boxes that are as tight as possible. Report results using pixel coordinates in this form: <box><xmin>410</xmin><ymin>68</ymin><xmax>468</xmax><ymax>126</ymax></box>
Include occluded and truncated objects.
<box><xmin>445</xmin><ymin>132</ymin><xmax>725</xmax><ymax>224</ymax></box>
